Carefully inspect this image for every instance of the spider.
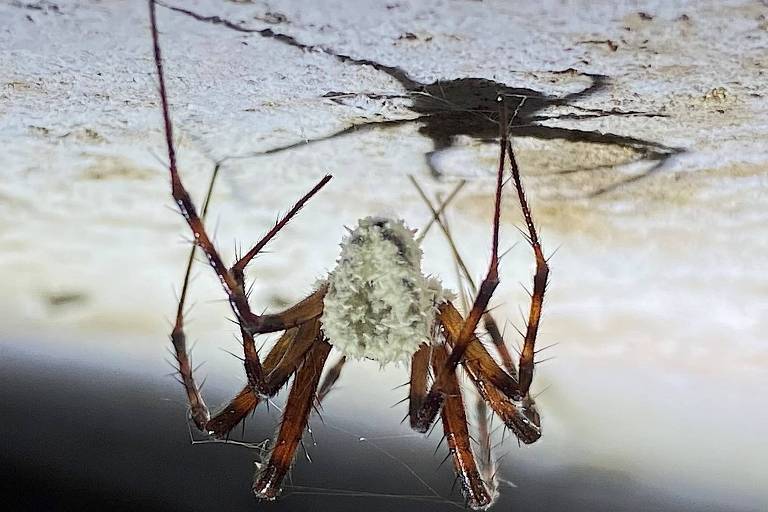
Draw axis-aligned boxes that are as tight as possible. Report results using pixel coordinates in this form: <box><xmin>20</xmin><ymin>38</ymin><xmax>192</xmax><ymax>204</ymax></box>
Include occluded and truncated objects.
<box><xmin>150</xmin><ymin>1</ymin><xmax>547</xmax><ymax>509</ymax></box>
<box><xmin>159</xmin><ymin>1</ymin><xmax>682</xmax><ymax>197</ymax></box>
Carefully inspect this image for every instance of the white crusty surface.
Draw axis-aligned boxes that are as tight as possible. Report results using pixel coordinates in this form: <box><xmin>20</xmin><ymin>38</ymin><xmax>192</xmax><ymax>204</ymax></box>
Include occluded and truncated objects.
<box><xmin>320</xmin><ymin>217</ymin><xmax>451</xmax><ymax>364</ymax></box>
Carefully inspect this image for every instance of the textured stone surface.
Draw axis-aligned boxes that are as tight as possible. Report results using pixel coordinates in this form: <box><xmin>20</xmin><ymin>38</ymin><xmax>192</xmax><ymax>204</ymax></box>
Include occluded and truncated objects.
<box><xmin>1</xmin><ymin>1</ymin><xmax>766</xmax><ymax>509</ymax></box>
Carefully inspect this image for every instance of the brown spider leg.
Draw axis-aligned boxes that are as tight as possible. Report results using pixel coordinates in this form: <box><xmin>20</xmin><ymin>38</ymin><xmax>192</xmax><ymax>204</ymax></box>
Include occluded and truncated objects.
<box><xmin>169</xmin><ymin>162</ymin><xmax>222</xmax><ymax>431</ymax></box>
<box><xmin>149</xmin><ymin>0</ymin><xmax>330</xmax><ymax>393</ymax></box>
<box><xmin>505</xmin><ymin>140</ymin><xmax>549</xmax><ymax>395</ymax></box>
<box><xmin>205</xmin><ymin>318</ymin><xmax>321</xmax><ymax>437</ymax></box>
<box><xmin>170</xmin><ymin>324</ymin><xmax>210</xmax><ymax>431</ymax></box>
<box><xmin>411</xmin><ymin>177</ymin><xmax>517</xmax><ymax>376</ymax></box>
<box><xmin>431</xmin><ymin>345</ymin><xmax>493</xmax><ymax>510</ymax></box>
<box><xmin>473</xmin><ymin>396</ymin><xmax>496</xmax><ymax>494</ymax></box>
<box><xmin>204</xmin><ymin>386</ymin><xmax>257</xmax><ymax>438</ymax></box>
<box><xmin>439</xmin><ymin>302</ymin><xmax>541</xmax><ymax>444</ymax></box>
<box><xmin>218</xmin><ymin>174</ymin><xmax>329</xmax><ymax>391</ymax></box>
<box><xmin>249</xmin><ymin>284</ymin><xmax>327</xmax><ymax>333</ymax></box>
<box><xmin>316</xmin><ymin>355</ymin><xmax>347</xmax><ymax>405</ymax></box>
<box><xmin>168</xmin><ymin>159</ymin><xmax>315</xmax><ymax>434</ymax></box>
<box><xmin>410</xmin><ymin>104</ymin><xmax>510</xmax><ymax>432</ymax></box>
<box><xmin>252</xmin><ymin>337</ymin><xmax>332</xmax><ymax>500</ymax></box>
<box><xmin>408</xmin><ymin>343</ymin><xmax>432</xmax><ymax>429</ymax></box>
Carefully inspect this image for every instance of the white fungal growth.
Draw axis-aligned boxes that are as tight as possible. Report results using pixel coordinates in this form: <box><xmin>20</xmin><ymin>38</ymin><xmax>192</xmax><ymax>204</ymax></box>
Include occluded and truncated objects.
<box><xmin>320</xmin><ymin>217</ymin><xmax>452</xmax><ymax>365</ymax></box>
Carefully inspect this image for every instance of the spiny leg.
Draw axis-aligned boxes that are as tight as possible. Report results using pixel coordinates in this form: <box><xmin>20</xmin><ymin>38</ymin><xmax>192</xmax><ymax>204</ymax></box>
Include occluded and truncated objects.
<box><xmin>437</xmin><ymin>99</ymin><xmax>508</xmax><ymax>371</ymax></box>
<box><xmin>411</xmin><ymin>176</ymin><xmax>517</xmax><ymax>376</ymax></box>
<box><xmin>165</xmin><ymin>140</ymin><xmax>320</xmax><ymax>438</ymax></box>
<box><xmin>413</xmin><ymin>106</ymin><xmax>550</xmax><ymax>431</ymax></box>
<box><xmin>149</xmin><ymin>0</ymin><xmax>330</xmax><ymax>393</ymax></box>
<box><xmin>408</xmin><ymin>343</ymin><xmax>432</xmax><ymax>430</ymax></box>
<box><xmin>473</xmin><ymin>395</ymin><xmax>497</xmax><ymax>498</ymax></box>
<box><xmin>316</xmin><ymin>355</ymin><xmax>347</xmax><ymax>405</ymax></box>
<box><xmin>414</xmin><ymin>126</ymin><xmax>546</xmax><ymax>441</ymax></box>
<box><xmin>225</xmin><ymin>177</ymin><xmax>329</xmax><ymax>392</ymax></box>
<box><xmin>206</xmin><ymin>318</ymin><xmax>322</xmax><ymax>437</ymax></box>
<box><xmin>252</xmin><ymin>338</ymin><xmax>332</xmax><ymax>500</ymax></box>
<box><xmin>410</xmin><ymin>101</ymin><xmax>510</xmax><ymax>432</ymax></box>
<box><xmin>439</xmin><ymin>302</ymin><xmax>541</xmax><ymax>444</ymax></box>
<box><xmin>168</xmin><ymin>162</ymin><xmax>318</xmax><ymax>436</ymax></box>
<box><xmin>505</xmin><ymin>139</ymin><xmax>549</xmax><ymax>395</ymax></box>
<box><xmin>432</xmin><ymin>345</ymin><xmax>493</xmax><ymax>510</ymax></box>
<box><xmin>169</xmin><ymin>161</ymin><xmax>222</xmax><ymax>431</ymax></box>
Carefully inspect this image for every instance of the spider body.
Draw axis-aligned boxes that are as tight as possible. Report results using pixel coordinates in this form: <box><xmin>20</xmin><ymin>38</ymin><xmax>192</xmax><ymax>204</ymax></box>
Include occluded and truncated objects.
<box><xmin>150</xmin><ymin>2</ymin><xmax>549</xmax><ymax>509</ymax></box>
<box><xmin>322</xmin><ymin>216</ymin><xmax>450</xmax><ymax>364</ymax></box>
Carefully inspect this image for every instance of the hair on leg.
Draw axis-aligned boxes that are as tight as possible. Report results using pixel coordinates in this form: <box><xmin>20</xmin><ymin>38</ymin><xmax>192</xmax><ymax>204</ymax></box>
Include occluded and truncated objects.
<box><xmin>409</xmin><ymin>99</ymin><xmax>510</xmax><ymax>431</ymax></box>
<box><xmin>206</xmin><ymin>319</ymin><xmax>321</xmax><ymax>438</ymax></box>
<box><xmin>169</xmin><ymin>162</ymin><xmax>223</xmax><ymax>431</ymax></box>
<box><xmin>439</xmin><ymin>302</ymin><xmax>541</xmax><ymax>444</ymax></box>
<box><xmin>411</xmin><ymin>177</ymin><xmax>518</xmax><ymax>376</ymax></box>
<box><xmin>149</xmin><ymin>0</ymin><xmax>330</xmax><ymax>394</ymax></box>
<box><xmin>505</xmin><ymin>139</ymin><xmax>548</xmax><ymax>396</ymax></box>
<box><xmin>432</xmin><ymin>345</ymin><xmax>493</xmax><ymax>510</ymax></box>
<box><xmin>316</xmin><ymin>355</ymin><xmax>347</xmax><ymax>405</ymax></box>
<box><xmin>408</xmin><ymin>343</ymin><xmax>432</xmax><ymax>430</ymax></box>
<box><xmin>252</xmin><ymin>338</ymin><xmax>332</xmax><ymax>499</ymax></box>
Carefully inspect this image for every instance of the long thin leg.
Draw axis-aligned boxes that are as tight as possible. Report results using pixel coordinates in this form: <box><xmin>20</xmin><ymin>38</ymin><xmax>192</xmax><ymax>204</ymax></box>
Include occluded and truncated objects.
<box><xmin>252</xmin><ymin>338</ymin><xmax>332</xmax><ymax>499</ymax></box>
<box><xmin>168</xmin><ymin>154</ymin><xmax>318</xmax><ymax>433</ymax></box>
<box><xmin>440</xmin><ymin>302</ymin><xmax>541</xmax><ymax>444</ymax></box>
<box><xmin>506</xmin><ymin>140</ymin><xmax>548</xmax><ymax>395</ymax></box>
<box><xmin>317</xmin><ymin>355</ymin><xmax>347</xmax><ymax>404</ymax></box>
<box><xmin>149</xmin><ymin>0</ymin><xmax>330</xmax><ymax>393</ymax></box>
<box><xmin>419</xmin><ymin>137</ymin><xmax>548</xmax><ymax>441</ymax></box>
<box><xmin>410</xmin><ymin>100</ymin><xmax>509</xmax><ymax>432</ymax></box>
<box><xmin>432</xmin><ymin>345</ymin><xmax>493</xmax><ymax>510</ymax></box>
<box><xmin>165</xmin><ymin>146</ymin><xmax>322</xmax><ymax>437</ymax></box>
<box><xmin>206</xmin><ymin>318</ymin><xmax>321</xmax><ymax>437</ymax></box>
<box><xmin>410</xmin><ymin>176</ymin><xmax>517</xmax><ymax>376</ymax></box>
<box><xmin>437</xmin><ymin>100</ymin><xmax>508</xmax><ymax>374</ymax></box>
<box><xmin>408</xmin><ymin>343</ymin><xmax>431</xmax><ymax>430</ymax></box>
<box><xmin>169</xmin><ymin>162</ymin><xmax>222</xmax><ymax>431</ymax></box>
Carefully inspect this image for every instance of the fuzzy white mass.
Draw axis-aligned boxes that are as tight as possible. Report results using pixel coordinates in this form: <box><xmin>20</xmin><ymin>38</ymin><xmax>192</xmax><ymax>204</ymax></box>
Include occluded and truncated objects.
<box><xmin>320</xmin><ymin>217</ymin><xmax>452</xmax><ymax>364</ymax></box>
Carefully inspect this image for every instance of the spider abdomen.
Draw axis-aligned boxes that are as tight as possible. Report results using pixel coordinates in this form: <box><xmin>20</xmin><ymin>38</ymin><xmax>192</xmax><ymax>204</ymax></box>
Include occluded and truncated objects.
<box><xmin>320</xmin><ymin>217</ymin><xmax>450</xmax><ymax>365</ymax></box>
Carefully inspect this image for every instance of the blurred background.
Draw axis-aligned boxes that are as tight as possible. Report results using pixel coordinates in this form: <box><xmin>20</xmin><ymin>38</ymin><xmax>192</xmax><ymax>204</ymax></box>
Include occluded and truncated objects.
<box><xmin>1</xmin><ymin>0</ymin><xmax>766</xmax><ymax>510</ymax></box>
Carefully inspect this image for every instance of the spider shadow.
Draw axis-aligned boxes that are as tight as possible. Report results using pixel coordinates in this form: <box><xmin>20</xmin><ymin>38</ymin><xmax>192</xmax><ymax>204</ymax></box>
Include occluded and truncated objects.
<box><xmin>161</xmin><ymin>2</ymin><xmax>684</xmax><ymax>197</ymax></box>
